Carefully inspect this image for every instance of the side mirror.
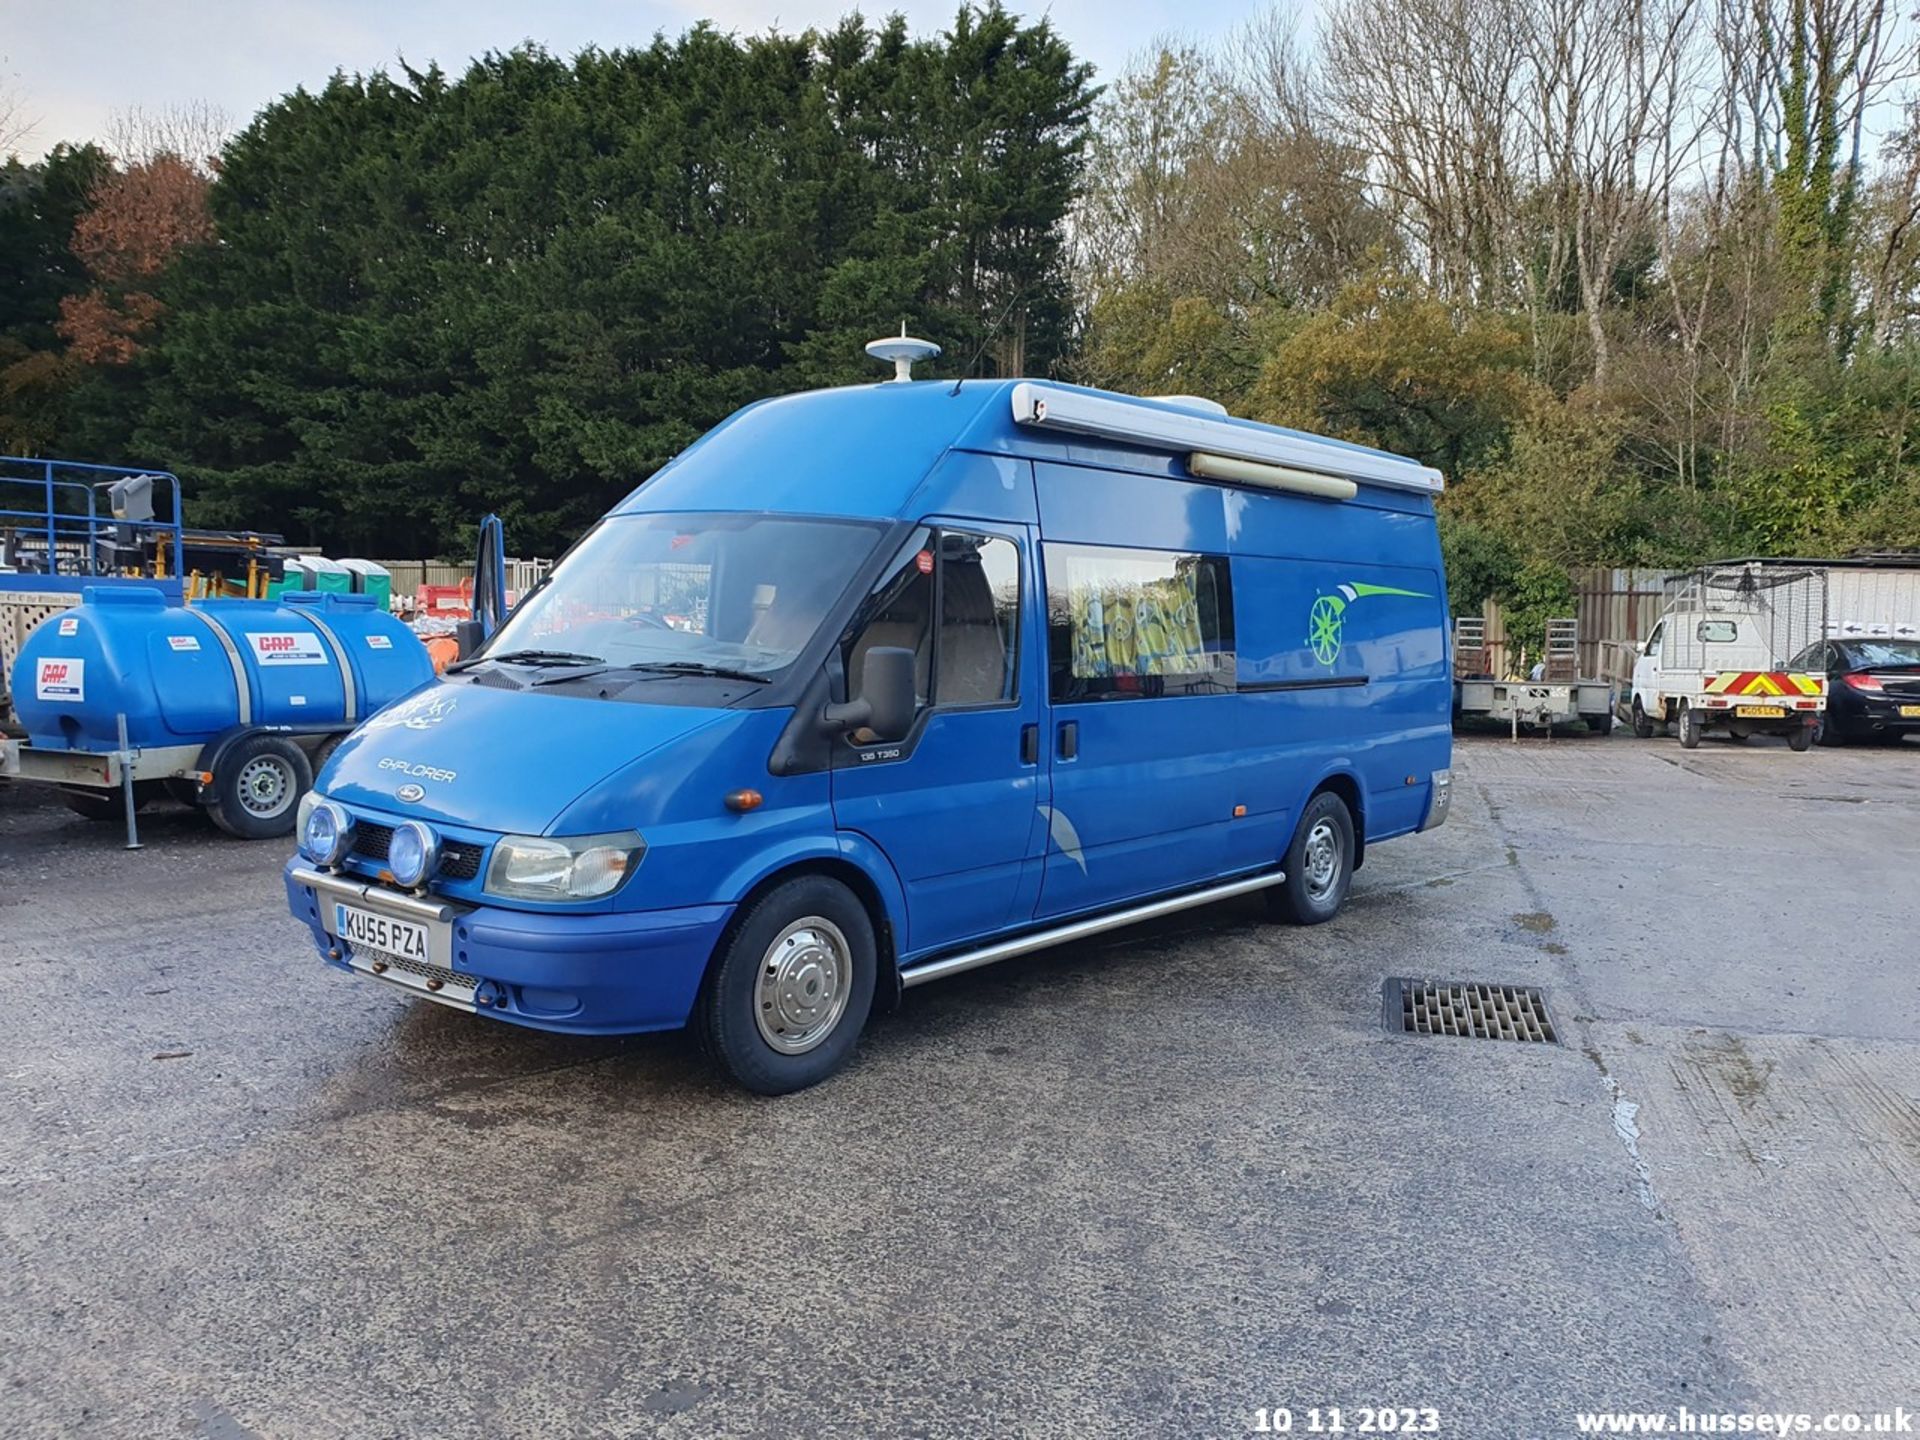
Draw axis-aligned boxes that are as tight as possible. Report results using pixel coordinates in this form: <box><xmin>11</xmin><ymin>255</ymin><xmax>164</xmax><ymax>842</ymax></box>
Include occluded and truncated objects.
<box><xmin>822</xmin><ymin>646</ymin><xmax>917</xmax><ymax>741</ymax></box>
<box><xmin>453</xmin><ymin>619</ymin><xmax>484</xmax><ymax>659</ymax></box>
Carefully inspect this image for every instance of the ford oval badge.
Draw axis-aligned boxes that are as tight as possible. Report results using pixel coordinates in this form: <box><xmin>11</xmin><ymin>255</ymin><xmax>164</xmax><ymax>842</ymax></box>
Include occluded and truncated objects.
<box><xmin>397</xmin><ymin>783</ymin><xmax>426</xmax><ymax>803</ymax></box>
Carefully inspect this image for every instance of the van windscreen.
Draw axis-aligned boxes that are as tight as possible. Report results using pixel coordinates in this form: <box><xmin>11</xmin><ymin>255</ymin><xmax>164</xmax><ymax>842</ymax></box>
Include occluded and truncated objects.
<box><xmin>481</xmin><ymin>512</ymin><xmax>881</xmax><ymax>676</ymax></box>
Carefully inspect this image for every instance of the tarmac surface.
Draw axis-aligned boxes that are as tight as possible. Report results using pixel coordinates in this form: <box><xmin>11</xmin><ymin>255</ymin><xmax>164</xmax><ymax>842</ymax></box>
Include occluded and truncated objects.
<box><xmin>2</xmin><ymin>730</ymin><xmax>1916</xmax><ymax>1439</ymax></box>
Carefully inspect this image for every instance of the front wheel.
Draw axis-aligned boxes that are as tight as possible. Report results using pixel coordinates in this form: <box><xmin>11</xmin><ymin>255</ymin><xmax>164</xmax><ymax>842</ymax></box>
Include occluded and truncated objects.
<box><xmin>698</xmin><ymin>875</ymin><xmax>877</xmax><ymax>1094</ymax></box>
<box><xmin>1268</xmin><ymin>791</ymin><xmax>1355</xmax><ymax>926</ymax></box>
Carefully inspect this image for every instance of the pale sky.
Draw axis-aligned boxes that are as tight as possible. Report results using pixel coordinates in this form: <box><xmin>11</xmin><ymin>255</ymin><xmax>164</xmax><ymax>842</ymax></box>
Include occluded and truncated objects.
<box><xmin>1</xmin><ymin>0</ymin><xmax>1265</xmax><ymax>160</ymax></box>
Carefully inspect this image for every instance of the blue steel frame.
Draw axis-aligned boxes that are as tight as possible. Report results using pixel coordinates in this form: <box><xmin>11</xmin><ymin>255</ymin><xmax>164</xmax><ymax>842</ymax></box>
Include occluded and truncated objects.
<box><xmin>0</xmin><ymin>455</ymin><xmax>186</xmax><ymax>589</ymax></box>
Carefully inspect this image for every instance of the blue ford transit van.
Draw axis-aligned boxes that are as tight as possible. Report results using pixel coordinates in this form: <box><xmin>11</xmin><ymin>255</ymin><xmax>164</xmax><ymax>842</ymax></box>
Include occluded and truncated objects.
<box><xmin>286</xmin><ymin>354</ymin><xmax>1454</xmax><ymax>1092</ymax></box>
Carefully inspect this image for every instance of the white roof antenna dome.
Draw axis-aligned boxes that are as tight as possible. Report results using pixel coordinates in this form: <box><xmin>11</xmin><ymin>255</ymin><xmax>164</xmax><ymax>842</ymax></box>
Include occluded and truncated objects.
<box><xmin>866</xmin><ymin>329</ymin><xmax>941</xmax><ymax>382</ymax></box>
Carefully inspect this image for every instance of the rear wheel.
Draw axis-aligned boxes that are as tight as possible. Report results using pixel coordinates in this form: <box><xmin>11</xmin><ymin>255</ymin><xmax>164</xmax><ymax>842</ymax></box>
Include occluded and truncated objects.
<box><xmin>1815</xmin><ymin>715</ymin><xmax>1845</xmax><ymax>747</ymax></box>
<box><xmin>698</xmin><ymin>875</ymin><xmax>877</xmax><ymax>1095</ymax></box>
<box><xmin>1788</xmin><ymin>723</ymin><xmax>1813</xmax><ymax>752</ymax></box>
<box><xmin>1632</xmin><ymin>698</ymin><xmax>1654</xmax><ymax>739</ymax></box>
<box><xmin>210</xmin><ymin>734</ymin><xmax>312</xmax><ymax>839</ymax></box>
<box><xmin>1678</xmin><ymin>702</ymin><xmax>1703</xmax><ymax>749</ymax></box>
<box><xmin>1268</xmin><ymin>791</ymin><xmax>1355</xmax><ymax>926</ymax></box>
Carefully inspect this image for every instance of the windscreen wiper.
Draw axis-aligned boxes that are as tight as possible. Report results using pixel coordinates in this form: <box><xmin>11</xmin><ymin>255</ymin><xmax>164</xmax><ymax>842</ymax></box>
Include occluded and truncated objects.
<box><xmin>454</xmin><ymin>648</ymin><xmax>605</xmax><ymax>671</ymax></box>
<box><xmin>624</xmin><ymin>661</ymin><xmax>773</xmax><ymax>684</ymax></box>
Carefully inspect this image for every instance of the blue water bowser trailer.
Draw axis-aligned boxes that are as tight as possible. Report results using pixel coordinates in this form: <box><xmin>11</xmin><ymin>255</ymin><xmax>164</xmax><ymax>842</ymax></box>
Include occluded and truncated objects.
<box><xmin>4</xmin><ymin>585</ymin><xmax>432</xmax><ymax>837</ymax></box>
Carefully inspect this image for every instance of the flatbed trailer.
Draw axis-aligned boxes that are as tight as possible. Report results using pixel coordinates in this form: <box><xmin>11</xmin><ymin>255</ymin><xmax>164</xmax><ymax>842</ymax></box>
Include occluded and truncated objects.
<box><xmin>1452</xmin><ymin>617</ymin><xmax>1615</xmax><ymax>734</ymax></box>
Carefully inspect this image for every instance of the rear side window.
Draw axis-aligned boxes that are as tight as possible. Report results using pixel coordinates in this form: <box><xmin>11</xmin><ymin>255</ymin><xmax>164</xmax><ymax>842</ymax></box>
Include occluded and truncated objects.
<box><xmin>1698</xmin><ymin>619</ymin><xmax>1738</xmax><ymax>643</ymax></box>
<box><xmin>1045</xmin><ymin>543</ymin><xmax>1235</xmax><ymax>701</ymax></box>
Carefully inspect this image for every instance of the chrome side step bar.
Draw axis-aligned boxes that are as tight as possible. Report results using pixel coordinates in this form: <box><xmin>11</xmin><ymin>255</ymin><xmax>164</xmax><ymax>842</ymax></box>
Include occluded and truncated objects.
<box><xmin>898</xmin><ymin>869</ymin><xmax>1287</xmax><ymax>989</ymax></box>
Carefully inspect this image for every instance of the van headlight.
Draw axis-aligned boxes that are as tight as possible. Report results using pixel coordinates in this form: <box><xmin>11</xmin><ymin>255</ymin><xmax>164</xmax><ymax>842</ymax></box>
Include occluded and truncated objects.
<box><xmin>484</xmin><ymin>831</ymin><xmax>645</xmax><ymax>901</ymax></box>
<box><xmin>298</xmin><ymin>796</ymin><xmax>355</xmax><ymax>866</ymax></box>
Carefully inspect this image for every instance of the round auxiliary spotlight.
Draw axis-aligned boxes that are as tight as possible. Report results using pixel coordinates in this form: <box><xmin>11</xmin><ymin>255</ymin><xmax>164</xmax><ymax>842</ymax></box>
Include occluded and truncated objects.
<box><xmin>386</xmin><ymin>819</ymin><xmax>439</xmax><ymax>888</ymax></box>
<box><xmin>300</xmin><ymin>800</ymin><xmax>356</xmax><ymax>867</ymax></box>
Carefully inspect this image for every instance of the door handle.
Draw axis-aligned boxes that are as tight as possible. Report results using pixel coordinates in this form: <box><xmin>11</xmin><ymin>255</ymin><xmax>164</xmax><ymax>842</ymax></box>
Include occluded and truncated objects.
<box><xmin>1057</xmin><ymin>720</ymin><xmax>1078</xmax><ymax>760</ymax></box>
<box><xmin>1020</xmin><ymin>723</ymin><xmax>1039</xmax><ymax>765</ymax></box>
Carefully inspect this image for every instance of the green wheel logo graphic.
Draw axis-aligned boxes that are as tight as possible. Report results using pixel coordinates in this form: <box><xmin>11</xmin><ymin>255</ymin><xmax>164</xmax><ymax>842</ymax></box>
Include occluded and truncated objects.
<box><xmin>1306</xmin><ymin>581</ymin><xmax>1433</xmax><ymax>668</ymax></box>
<box><xmin>1309</xmin><ymin>595</ymin><xmax>1346</xmax><ymax>666</ymax></box>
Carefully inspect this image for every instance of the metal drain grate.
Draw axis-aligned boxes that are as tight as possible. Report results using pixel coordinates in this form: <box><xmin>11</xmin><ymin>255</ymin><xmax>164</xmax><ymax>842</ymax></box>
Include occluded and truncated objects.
<box><xmin>1385</xmin><ymin>978</ymin><xmax>1558</xmax><ymax>1044</ymax></box>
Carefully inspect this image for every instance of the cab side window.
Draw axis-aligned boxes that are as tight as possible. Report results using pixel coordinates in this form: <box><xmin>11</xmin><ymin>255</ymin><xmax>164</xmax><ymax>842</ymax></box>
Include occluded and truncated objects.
<box><xmin>841</xmin><ymin>528</ymin><xmax>1020</xmax><ymax>722</ymax></box>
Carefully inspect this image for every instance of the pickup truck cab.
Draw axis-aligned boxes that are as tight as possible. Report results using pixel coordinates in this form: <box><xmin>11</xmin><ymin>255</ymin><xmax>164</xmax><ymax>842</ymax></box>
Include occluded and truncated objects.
<box><xmin>285</xmin><ymin>360</ymin><xmax>1455</xmax><ymax>1092</ymax></box>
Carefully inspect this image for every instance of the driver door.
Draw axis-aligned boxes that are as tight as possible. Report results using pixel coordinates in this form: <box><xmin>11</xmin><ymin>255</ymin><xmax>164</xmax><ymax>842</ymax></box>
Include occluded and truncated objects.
<box><xmin>1633</xmin><ymin>620</ymin><xmax>1665</xmax><ymax>717</ymax></box>
<box><xmin>830</xmin><ymin>523</ymin><xmax>1048</xmax><ymax>958</ymax></box>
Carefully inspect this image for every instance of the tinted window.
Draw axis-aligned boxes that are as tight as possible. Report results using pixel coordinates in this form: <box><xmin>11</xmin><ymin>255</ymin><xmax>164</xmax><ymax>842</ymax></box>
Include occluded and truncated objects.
<box><xmin>1045</xmin><ymin>543</ymin><xmax>1235</xmax><ymax>701</ymax></box>
<box><xmin>936</xmin><ymin>533</ymin><xmax>1019</xmax><ymax>705</ymax></box>
<box><xmin>1698</xmin><ymin>619</ymin><xmax>1738</xmax><ymax>643</ymax></box>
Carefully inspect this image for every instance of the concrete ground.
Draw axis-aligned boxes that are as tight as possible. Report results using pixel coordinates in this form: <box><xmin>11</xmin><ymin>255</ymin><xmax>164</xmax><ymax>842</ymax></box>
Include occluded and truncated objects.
<box><xmin>1</xmin><ymin>731</ymin><xmax>1915</xmax><ymax>1439</ymax></box>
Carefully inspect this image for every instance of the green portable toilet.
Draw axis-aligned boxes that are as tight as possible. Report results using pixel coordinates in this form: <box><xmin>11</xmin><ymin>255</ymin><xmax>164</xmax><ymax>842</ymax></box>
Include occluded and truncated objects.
<box><xmin>304</xmin><ymin>555</ymin><xmax>353</xmax><ymax>594</ymax></box>
<box><xmin>340</xmin><ymin>558</ymin><xmax>393</xmax><ymax>611</ymax></box>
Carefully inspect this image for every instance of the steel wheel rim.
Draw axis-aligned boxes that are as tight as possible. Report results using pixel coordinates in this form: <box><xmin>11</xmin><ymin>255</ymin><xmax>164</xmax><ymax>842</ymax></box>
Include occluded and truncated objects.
<box><xmin>237</xmin><ymin>755</ymin><xmax>295</xmax><ymax>819</ymax></box>
<box><xmin>755</xmin><ymin>917</ymin><xmax>852</xmax><ymax>1055</ymax></box>
<box><xmin>1302</xmin><ymin>818</ymin><xmax>1342</xmax><ymax>901</ymax></box>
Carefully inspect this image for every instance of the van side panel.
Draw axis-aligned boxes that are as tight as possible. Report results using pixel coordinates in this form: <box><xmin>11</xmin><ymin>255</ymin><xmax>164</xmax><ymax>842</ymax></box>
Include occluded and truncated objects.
<box><xmin>1229</xmin><ymin>488</ymin><xmax>1449</xmax><ymax>849</ymax></box>
<box><xmin>1227</xmin><ymin>552</ymin><xmax>1449</xmax><ymax>859</ymax></box>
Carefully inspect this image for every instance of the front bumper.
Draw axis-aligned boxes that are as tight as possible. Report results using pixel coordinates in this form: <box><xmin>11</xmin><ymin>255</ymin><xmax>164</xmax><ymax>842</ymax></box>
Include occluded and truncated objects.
<box><xmin>284</xmin><ymin>862</ymin><xmax>731</xmax><ymax>1035</ymax></box>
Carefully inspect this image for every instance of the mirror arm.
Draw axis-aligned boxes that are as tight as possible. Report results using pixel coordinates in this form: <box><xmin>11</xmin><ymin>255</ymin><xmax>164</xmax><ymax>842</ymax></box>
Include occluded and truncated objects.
<box><xmin>819</xmin><ymin>698</ymin><xmax>872</xmax><ymax>733</ymax></box>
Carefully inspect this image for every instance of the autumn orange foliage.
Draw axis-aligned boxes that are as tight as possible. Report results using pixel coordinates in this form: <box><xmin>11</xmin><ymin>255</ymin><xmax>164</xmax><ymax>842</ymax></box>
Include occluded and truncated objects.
<box><xmin>58</xmin><ymin>154</ymin><xmax>214</xmax><ymax>364</ymax></box>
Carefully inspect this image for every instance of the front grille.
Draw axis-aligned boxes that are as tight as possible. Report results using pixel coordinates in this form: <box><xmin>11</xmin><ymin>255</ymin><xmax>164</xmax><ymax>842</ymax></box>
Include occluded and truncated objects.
<box><xmin>439</xmin><ymin>842</ymin><xmax>484</xmax><ymax>880</ymax></box>
<box><xmin>350</xmin><ymin>821</ymin><xmax>484</xmax><ymax>881</ymax></box>
<box><xmin>354</xmin><ymin>821</ymin><xmax>393</xmax><ymax>861</ymax></box>
<box><xmin>1384</xmin><ymin>978</ymin><xmax>1559</xmax><ymax>1044</ymax></box>
<box><xmin>355</xmin><ymin>949</ymin><xmax>473</xmax><ymax>995</ymax></box>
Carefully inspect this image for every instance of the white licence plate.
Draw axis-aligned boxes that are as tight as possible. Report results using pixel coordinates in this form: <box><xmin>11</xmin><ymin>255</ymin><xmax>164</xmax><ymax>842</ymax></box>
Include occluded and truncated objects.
<box><xmin>333</xmin><ymin>902</ymin><xmax>434</xmax><ymax>965</ymax></box>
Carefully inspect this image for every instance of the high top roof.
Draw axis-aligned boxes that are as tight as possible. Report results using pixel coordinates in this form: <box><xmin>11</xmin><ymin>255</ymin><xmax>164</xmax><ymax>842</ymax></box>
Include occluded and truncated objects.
<box><xmin>614</xmin><ymin>378</ymin><xmax>1440</xmax><ymax>520</ymax></box>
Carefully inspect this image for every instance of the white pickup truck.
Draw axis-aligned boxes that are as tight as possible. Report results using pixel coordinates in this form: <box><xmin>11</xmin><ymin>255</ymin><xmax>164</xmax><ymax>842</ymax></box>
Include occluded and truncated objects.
<box><xmin>1629</xmin><ymin>606</ymin><xmax>1826</xmax><ymax>749</ymax></box>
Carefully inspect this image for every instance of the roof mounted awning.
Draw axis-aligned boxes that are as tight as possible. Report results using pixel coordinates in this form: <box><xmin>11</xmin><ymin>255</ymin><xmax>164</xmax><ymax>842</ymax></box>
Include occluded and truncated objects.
<box><xmin>1009</xmin><ymin>382</ymin><xmax>1444</xmax><ymax>496</ymax></box>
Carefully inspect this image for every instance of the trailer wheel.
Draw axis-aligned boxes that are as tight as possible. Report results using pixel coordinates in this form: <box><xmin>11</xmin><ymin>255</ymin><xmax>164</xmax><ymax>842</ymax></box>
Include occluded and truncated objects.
<box><xmin>1788</xmin><ymin>723</ymin><xmax>1813</xmax><ymax>752</ymax></box>
<box><xmin>1269</xmin><ymin>791</ymin><xmax>1355</xmax><ymax>926</ymax></box>
<box><xmin>1585</xmin><ymin>709</ymin><xmax>1615</xmax><ymax>736</ymax></box>
<box><xmin>1631</xmin><ymin>699</ymin><xmax>1654</xmax><ymax>739</ymax></box>
<box><xmin>697</xmin><ymin>874</ymin><xmax>877</xmax><ymax>1095</ymax></box>
<box><xmin>210</xmin><ymin>734</ymin><xmax>312</xmax><ymax>839</ymax></box>
<box><xmin>1678</xmin><ymin>702</ymin><xmax>1703</xmax><ymax>749</ymax></box>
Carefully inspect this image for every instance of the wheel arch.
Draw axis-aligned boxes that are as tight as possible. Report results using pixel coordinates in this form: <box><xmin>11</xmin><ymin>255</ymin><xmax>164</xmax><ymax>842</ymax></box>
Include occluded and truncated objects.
<box><xmin>1301</xmin><ymin>767</ymin><xmax>1367</xmax><ymax>870</ymax></box>
<box><xmin>706</xmin><ymin>839</ymin><xmax>907</xmax><ymax>1013</ymax></box>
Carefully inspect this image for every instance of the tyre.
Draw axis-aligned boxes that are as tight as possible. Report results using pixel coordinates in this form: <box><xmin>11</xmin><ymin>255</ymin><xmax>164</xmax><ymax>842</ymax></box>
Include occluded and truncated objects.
<box><xmin>1585</xmin><ymin>709</ymin><xmax>1615</xmax><ymax>736</ymax></box>
<box><xmin>698</xmin><ymin>875</ymin><xmax>877</xmax><ymax>1095</ymax></box>
<box><xmin>1788</xmin><ymin>723</ymin><xmax>1813</xmax><ymax>752</ymax></box>
<box><xmin>1268</xmin><ymin>790</ymin><xmax>1355</xmax><ymax>926</ymax></box>
<box><xmin>1678</xmin><ymin>702</ymin><xmax>1702</xmax><ymax>749</ymax></box>
<box><xmin>210</xmin><ymin>734</ymin><xmax>312</xmax><ymax>839</ymax></box>
<box><xmin>1815</xmin><ymin>716</ymin><xmax>1845</xmax><ymax>747</ymax></box>
<box><xmin>1632</xmin><ymin>698</ymin><xmax>1654</xmax><ymax>739</ymax></box>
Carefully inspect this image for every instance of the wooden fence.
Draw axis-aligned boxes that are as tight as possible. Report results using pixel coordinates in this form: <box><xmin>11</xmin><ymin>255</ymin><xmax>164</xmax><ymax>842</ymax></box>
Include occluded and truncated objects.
<box><xmin>1473</xmin><ymin>567</ymin><xmax>1669</xmax><ymax>682</ymax></box>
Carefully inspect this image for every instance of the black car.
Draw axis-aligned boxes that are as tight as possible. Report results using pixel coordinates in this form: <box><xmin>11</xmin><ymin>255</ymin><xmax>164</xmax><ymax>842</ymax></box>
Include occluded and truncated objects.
<box><xmin>1787</xmin><ymin>637</ymin><xmax>1920</xmax><ymax>744</ymax></box>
